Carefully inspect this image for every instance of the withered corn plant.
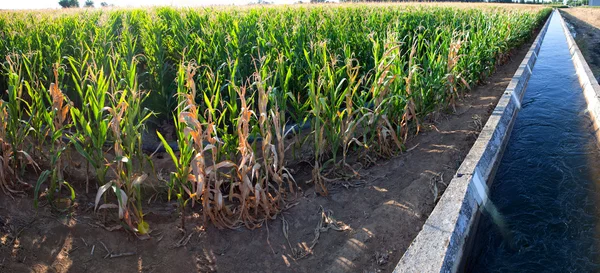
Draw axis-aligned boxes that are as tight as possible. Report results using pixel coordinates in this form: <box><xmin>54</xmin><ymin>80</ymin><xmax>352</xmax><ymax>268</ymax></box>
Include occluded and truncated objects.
<box><xmin>252</xmin><ymin>67</ymin><xmax>296</xmax><ymax>222</ymax></box>
<box><xmin>254</xmin><ymin>63</ymin><xmax>296</xmax><ymax>197</ymax></box>
<box><xmin>362</xmin><ymin>35</ymin><xmax>404</xmax><ymax>159</ymax></box>
<box><xmin>399</xmin><ymin>39</ymin><xmax>421</xmax><ymax>143</ymax></box>
<box><xmin>171</xmin><ymin>64</ymin><xmax>238</xmax><ymax>228</ymax></box>
<box><xmin>230</xmin><ymin>82</ymin><xmax>293</xmax><ymax>229</ymax></box>
<box><xmin>34</xmin><ymin>65</ymin><xmax>75</xmax><ymax>209</ymax></box>
<box><xmin>0</xmin><ymin>100</ymin><xmax>22</xmax><ymax>195</ymax></box>
<box><xmin>445</xmin><ymin>33</ymin><xmax>469</xmax><ymax>112</ymax></box>
<box><xmin>162</xmin><ymin>61</ymin><xmax>295</xmax><ymax>229</ymax></box>
<box><xmin>230</xmin><ymin>85</ymin><xmax>261</xmax><ymax>228</ymax></box>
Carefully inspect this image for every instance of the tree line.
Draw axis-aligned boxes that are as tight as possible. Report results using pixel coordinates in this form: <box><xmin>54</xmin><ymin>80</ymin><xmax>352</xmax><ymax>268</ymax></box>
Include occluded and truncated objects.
<box><xmin>58</xmin><ymin>0</ymin><xmax>112</xmax><ymax>8</ymax></box>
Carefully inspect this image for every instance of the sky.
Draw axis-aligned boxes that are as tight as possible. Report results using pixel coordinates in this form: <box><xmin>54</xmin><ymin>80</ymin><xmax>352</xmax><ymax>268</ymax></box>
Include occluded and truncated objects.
<box><xmin>0</xmin><ymin>0</ymin><xmax>300</xmax><ymax>10</ymax></box>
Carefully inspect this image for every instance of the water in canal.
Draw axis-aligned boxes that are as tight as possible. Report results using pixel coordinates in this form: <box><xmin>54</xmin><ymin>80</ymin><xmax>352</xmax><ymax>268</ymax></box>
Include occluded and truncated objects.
<box><xmin>464</xmin><ymin>11</ymin><xmax>600</xmax><ymax>272</ymax></box>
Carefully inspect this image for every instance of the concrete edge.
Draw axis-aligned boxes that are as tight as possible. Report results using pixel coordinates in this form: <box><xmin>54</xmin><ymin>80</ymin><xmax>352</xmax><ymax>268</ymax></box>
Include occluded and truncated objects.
<box><xmin>557</xmin><ymin>11</ymin><xmax>600</xmax><ymax>140</ymax></box>
<box><xmin>393</xmin><ymin>10</ymin><xmax>553</xmax><ymax>273</ymax></box>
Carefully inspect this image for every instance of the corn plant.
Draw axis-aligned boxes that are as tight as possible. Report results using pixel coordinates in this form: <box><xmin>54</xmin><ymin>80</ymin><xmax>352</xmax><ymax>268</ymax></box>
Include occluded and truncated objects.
<box><xmin>20</xmin><ymin>53</ymin><xmax>54</xmax><ymax>161</ymax></box>
<box><xmin>362</xmin><ymin>34</ymin><xmax>404</xmax><ymax>158</ymax></box>
<box><xmin>2</xmin><ymin>57</ymin><xmax>32</xmax><ymax>174</ymax></box>
<box><xmin>253</xmin><ymin>73</ymin><xmax>296</xmax><ymax>216</ymax></box>
<box><xmin>337</xmin><ymin>58</ymin><xmax>363</xmax><ymax>174</ymax></box>
<box><xmin>157</xmin><ymin>62</ymin><xmax>197</xmax><ymax>229</ymax></box>
<box><xmin>254</xmin><ymin>59</ymin><xmax>296</xmax><ymax>194</ymax></box>
<box><xmin>94</xmin><ymin>57</ymin><xmax>152</xmax><ymax>235</ymax></box>
<box><xmin>400</xmin><ymin>38</ymin><xmax>421</xmax><ymax>143</ymax></box>
<box><xmin>112</xmin><ymin>56</ymin><xmax>153</xmax><ymax>169</ymax></box>
<box><xmin>445</xmin><ymin>33</ymin><xmax>469</xmax><ymax>111</ymax></box>
<box><xmin>34</xmin><ymin>65</ymin><xmax>75</xmax><ymax>209</ymax></box>
<box><xmin>0</xmin><ymin>5</ymin><xmax>552</xmax><ymax>229</ymax></box>
<box><xmin>96</xmin><ymin>101</ymin><xmax>150</xmax><ymax>235</ymax></box>
<box><xmin>232</xmin><ymin>84</ymin><xmax>269</xmax><ymax>229</ymax></box>
<box><xmin>304</xmin><ymin>41</ymin><xmax>330</xmax><ymax>195</ymax></box>
<box><xmin>0</xmin><ymin>100</ymin><xmax>23</xmax><ymax>195</ymax></box>
<box><xmin>167</xmin><ymin>63</ymin><xmax>237</xmax><ymax>228</ymax></box>
<box><xmin>0</xmin><ymin>56</ymin><xmax>38</xmax><ymax>195</ymax></box>
<box><xmin>69</xmin><ymin>65</ymin><xmax>112</xmax><ymax>192</ymax></box>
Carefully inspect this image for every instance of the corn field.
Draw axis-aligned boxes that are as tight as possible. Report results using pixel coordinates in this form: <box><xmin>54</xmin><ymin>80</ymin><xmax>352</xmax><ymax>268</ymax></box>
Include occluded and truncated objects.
<box><xmin>0</xmin><ymin>4</ymin><xmax>550</xmax><ymax>234</ymax></box>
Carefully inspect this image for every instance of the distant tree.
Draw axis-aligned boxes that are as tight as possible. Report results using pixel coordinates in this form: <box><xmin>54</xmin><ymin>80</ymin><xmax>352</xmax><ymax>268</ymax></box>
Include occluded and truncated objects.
<box><xmin>58</xmin><ymin>0</ymin><xmax>79</xmax><ymax>8</ymax></box>
<box><xmin>100</xmin><ymin>1</ymin><xmax>109</xmax><ymax>7</ymax></box>
<box><xmin>84</xmin><ymin>0</ymin><xmax>94</xmax><ymax>7</ymax></box>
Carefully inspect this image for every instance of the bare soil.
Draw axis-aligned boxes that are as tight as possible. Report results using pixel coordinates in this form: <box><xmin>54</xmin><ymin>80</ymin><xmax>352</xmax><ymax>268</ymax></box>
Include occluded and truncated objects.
<box><xmin>561</xmin><ymin>8</ymin><xmax>600</xmax><ymax>81</ymax></box>
<box><xmin>0</xmin><ymin>37</ymin><xmax>535</xmax><ymax>273</ymax></box>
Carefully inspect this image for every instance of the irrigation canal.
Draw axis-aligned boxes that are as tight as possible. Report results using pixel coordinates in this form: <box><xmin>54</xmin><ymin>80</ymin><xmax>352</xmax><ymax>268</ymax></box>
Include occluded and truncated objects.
<box><xmin>463</xmin><ymin>11</ymin><xmax>600</xmax><ymax>272</ymax></box>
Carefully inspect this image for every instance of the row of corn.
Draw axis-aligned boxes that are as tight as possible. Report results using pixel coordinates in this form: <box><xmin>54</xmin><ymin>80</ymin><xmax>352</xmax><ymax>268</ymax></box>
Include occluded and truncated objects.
<box><xmin>0</xmin><ymin>5</ymin><xmax>551</xmax><ymax>233</ymax></box>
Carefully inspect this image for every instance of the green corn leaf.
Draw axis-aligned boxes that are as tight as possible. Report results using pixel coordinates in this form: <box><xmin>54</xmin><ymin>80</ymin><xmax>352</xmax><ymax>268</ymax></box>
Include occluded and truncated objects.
<box><xmin>34</xmin><ymin>170</ymin><xmax>51</xmax><ymax>208</ymax></box>
<box><xmin>157</xmin><ymin>131</ymin><xmax>179</xmax><ymax>169</ymax></box>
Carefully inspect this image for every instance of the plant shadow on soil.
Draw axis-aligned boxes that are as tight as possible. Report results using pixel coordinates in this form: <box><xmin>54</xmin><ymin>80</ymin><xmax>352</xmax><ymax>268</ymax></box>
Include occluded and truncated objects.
<box><xmin>0</xmin><ymin>39</ymin><xmax>535</xmax><ymax>273</ymax></box>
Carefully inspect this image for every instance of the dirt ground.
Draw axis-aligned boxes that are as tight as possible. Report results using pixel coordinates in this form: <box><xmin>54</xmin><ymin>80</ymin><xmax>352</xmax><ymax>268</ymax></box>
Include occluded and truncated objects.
<box><xmin>0</xmin><ymin>33</ymin><xmax>538</xmax><ymax>273</ymax></box>
<box><xmin>561</xmin><ymin>8</ymin><xmax>600</xmax><ymax>81</ymax></box>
